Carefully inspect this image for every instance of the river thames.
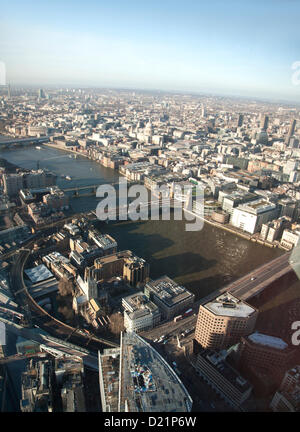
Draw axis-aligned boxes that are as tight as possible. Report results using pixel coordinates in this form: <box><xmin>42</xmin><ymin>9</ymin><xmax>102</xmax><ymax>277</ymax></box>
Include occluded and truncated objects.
<box><xmin>1</xmin><ymin>145</ymin><xmax>283</xmax><ymax>299</ymax></box>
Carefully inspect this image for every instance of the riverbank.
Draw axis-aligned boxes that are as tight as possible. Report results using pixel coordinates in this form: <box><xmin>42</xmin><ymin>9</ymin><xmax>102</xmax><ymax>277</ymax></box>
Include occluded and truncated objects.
<box><xmin>43</xmin><ymin>144</ymin><xmax>286</xmax><ymax>250</ymax></box>
<box><xmin>203</xmin><ymin>215</ymin><xmax>292</xmax><ymax>251</ymax></box>
<box><xmin>203</xmin><ymin>215</ymin><xmax>280</xmax><ymax>249</ymax></box>
<box><xmin>4</xmin><ymin>141</ymin><xmax>287</xmax><ymax>251</ymax></box>
<box><xmin>0</xmin><ymin>144</ymin><xmax>283</xmax><ymax>300</ymax></box>
<box><xmin>182</xmin><ymin>205</ymin><xmax>284</xmax><ymax>250</ymax></box>
<box><xmin>42</xmin><ymin>143</ymin><xmax>286</xmax><ymax>250</ymax></box>
<box><xmin>43</xmin><ymin>142</ymin><xmax>90</xmax><ymax>159</ymax></box>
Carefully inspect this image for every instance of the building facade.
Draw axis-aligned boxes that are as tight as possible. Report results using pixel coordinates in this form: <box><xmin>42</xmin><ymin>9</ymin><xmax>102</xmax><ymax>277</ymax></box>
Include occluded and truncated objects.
<box><xmin>144</xmin><ymin>275</ymin><xmax>195</xmax><ymax>320</ymax></box>
<box><xmin>195</xmin><ymin>349</ymin><xmax>252</xmax><ymax>410</ymax></box>
<box><xmin>122</xmin><ymin>292</ymin><xmax>161</xmax><ymax>332</ymax></box>
<box><xmin>194</xmin><ymin>293</ymin><xmax>258</xmax><ymax>351</ymax></box>
<box><xmin>231</xmin><ymin>200</ymin><xmax>279</xmax><ymax>234</ymax></box>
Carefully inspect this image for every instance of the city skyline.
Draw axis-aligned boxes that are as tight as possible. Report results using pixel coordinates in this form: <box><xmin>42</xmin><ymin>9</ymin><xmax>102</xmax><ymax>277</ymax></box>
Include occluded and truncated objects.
<box><xmin>1</xmin><ymin>0</ymin><xmax>300</xmax><ymax>102</ymax></box>
<box><xmin>1</xmin><ymin>77</ymin><xmax>300</xmax><ymax>414</ymax></box>
<box><xmin>1</xmin><ymin>1</ymin><xmax>300</xmax><ymax>415</ymax></box>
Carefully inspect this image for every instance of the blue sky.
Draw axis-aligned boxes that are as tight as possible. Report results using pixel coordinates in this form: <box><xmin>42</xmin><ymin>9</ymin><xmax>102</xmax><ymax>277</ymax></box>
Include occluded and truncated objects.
<box><xmin>1</xmin><ymin>0</ymin><xmax>300</xmax><ymax>101</ymax></box>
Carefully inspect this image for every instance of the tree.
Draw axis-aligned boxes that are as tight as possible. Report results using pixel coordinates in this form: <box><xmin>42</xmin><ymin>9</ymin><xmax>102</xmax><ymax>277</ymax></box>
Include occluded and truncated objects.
<box><xmin>109</xmin><ymin>313</ymin><xmax>125</xmax><ymax>335</ymax></box>
<box><xmin>58</xmin><ymin>279</ymin><xmax>74</xmax><ymax>297</ymax></box>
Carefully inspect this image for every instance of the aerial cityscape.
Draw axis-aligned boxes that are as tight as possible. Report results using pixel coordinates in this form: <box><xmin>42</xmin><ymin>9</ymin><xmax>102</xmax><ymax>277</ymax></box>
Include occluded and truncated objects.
<box><xmin>0</xmin><ymin>0</ymin><xmax>300</xmax><ymax>419</ymax></box>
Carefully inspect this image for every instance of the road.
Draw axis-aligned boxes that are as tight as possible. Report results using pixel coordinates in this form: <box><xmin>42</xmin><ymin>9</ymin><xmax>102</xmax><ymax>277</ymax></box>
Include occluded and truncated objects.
<box><xmin>229</xmin><ymin>251</ymin><xmax>291</xmax><ymax>300</ymax></box>
<box><xmin>141</xmin><ymin>314</ymin><xmax>197</xmax><ymax>341</ymax></box>
<box><xmin>142</xmin><ymin>251</ymin><xmax>292</xmax><ymax>342</ymax></box>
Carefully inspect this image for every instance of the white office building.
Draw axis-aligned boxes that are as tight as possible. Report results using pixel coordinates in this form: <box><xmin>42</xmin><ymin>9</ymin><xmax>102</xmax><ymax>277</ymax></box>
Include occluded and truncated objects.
<box><xmin>122</xmin><ymin>292</ymin><xmax>161</xmax><ymax>333</ymax></box>
<box><xmin>231</xmin><ymin>199</ymin><xmax>279</xmax><ymax>234</ymax></box>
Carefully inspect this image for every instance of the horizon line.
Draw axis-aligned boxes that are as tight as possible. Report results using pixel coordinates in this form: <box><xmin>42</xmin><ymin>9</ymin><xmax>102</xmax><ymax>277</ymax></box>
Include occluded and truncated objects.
<box><xmin>2</xmin><ymin>83</ymin><xmax>300</xmax><ymax>106</ymax></box>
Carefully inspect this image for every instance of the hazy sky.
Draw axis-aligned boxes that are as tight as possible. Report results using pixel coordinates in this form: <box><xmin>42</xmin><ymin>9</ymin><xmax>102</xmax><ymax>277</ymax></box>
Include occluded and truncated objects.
<box><xmin>1</xmin><ymin>0</ymin><xmax>300</xmax><ymax>101</ymax></box>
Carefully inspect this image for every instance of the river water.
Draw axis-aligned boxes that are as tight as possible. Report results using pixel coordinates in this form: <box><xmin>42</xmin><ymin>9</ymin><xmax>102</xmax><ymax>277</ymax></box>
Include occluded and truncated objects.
<box><xmin>0</xmin><ymin>145</ymin><xmax>120</xmax><ymax>213</ymax></box>
<box><xmin>0</xmin><ymin>145</ymin><xmax>282</xmax><ymax>299</ymax></box>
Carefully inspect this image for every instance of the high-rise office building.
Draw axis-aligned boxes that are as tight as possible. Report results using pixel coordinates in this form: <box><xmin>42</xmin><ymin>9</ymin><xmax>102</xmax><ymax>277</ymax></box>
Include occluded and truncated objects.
<box><xmin>285</xmin><ymin>119</ymin><xmax>297</xmax><ymax>145</ymax></box>
<box><xmin>38</xmin><ymin>88</ymin><xmax>46</xmax><ymax>99</ymax></box>
<box><xmin>288</xmin><ymin>119</ymin><xmax>297</xmax><ymax>137</ymax></box>
<box><xmin>260</xmin><ymin>114</ymin><xmax>269</xmax><ymax>130</ymax></box>
<box><xmin>194</xmin><ymin>293</ymin><xmax>258</xmax><ymax>351</ymax></box>
<box><xmin>237</xmin><ymin>114</ymin><xmax>244</xmax><ymax>128</ymax></box>
<box><xmin>238</xmin><ymin>332</ymin><xmax>298</xmax><ymax>387</ymax></box>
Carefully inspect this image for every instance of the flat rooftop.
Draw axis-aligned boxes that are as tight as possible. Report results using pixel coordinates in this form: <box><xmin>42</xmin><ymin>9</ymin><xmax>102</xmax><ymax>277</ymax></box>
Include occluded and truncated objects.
<box><xmin>238</xmin><ymin>199</ymin><xmax>276</xmax><ymax>214</ymax></box>
<box><xmin>248</xmin><ymin>332</ymin><xmax>288</xmax><ymax>351</ymax></box>
<box><xmin>119</xmin><ymin>332</ymin><xmax>192</xmax><ymax>412</ymax></box>
<box><xmin>89</xmin><ymin>231</ymin><xmax>117</xmax><ymax>249</ymax></box>
<box><xmin>204</xmin><ymin>293</ymin><xmax>256</xmax><ymax>318</ymax></box>
<box><xmin>145</xmin><ymin>276</ymin><xmax>194</xmax><ymax>308</ymax></box>
<box><xmin>122</xmin><ymin>292</ymin><xmax>158</xmax><ymax>314</ymax></box>
<box><xmin>24</xmin><ymin>264</ymin><xmax>53</xmax><ymax>284</ymax></box>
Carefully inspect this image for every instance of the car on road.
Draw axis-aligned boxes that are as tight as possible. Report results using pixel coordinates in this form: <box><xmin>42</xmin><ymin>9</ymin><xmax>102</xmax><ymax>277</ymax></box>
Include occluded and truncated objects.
<box><xmin>250</xmin><ymin>277</ymin><xmax>256</xmax><ymax>281</ymax></box>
